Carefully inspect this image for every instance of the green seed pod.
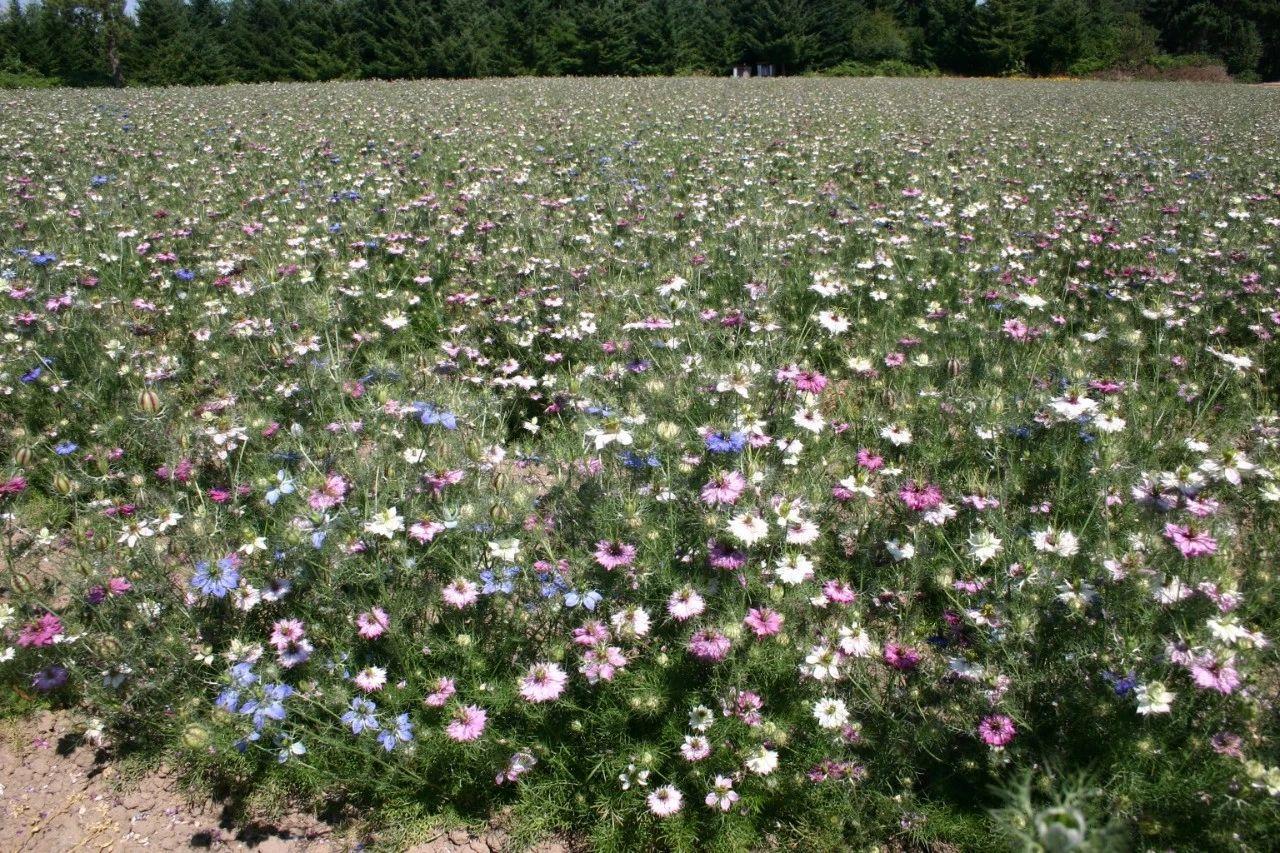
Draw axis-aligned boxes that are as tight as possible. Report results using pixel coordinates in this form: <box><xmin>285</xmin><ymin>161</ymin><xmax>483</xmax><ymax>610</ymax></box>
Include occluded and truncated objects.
<box><xmin>138</xmin><ymin>388</ymin><xmax>161</xmax><ymax>414</ymax></box>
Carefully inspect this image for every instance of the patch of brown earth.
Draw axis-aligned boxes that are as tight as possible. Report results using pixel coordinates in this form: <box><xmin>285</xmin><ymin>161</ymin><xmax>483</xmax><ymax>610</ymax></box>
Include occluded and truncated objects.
<box><xmin>0</xmin><ymin>711</ymin><xmax>570</xmax><ymax>852</ymax></box>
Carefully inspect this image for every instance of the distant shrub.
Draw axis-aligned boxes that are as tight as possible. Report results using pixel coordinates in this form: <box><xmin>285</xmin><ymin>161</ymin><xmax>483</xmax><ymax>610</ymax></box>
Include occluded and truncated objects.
<box><xmin>815</xmin><ymin>60</ymin><xmax>937</xmax><ymax>78</ymax></box>
<box><xmin>1079</xmin><ymin>53</ymin><xmax>1233</xmax><ymax>83</ymax></box>
<box><xmin>0</xmin><ymin>70</ymin><xmax>61</xmax><ymax>89</ymax></box>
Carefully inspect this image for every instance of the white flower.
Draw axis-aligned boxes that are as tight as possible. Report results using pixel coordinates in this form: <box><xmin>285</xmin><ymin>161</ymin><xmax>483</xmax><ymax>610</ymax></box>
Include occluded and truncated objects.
<box><xmin>727</xmin><ymin>512</ymin><xmax>770</xmax><ymax>546</ymax></box>
<box><xmin>488</xmin><ymin>538</ymin><xmax>520</xmax><ymax>561</ymax></box>
<box><xmin>0</xmin><ymin>603</ymin><xmax>14</xmax><ymax>630</ymax></box>
<box><xmin>812</xmin><ymin>698</ymin><xmax>849</xmax><ymax>729</ymax></box>
<box><xmin>0</xmin><ymin>647</ymin><xmax>14</xmax><ymax>664</ymax></box>
<box><xmin>837</xmin><ymin>624</ymin><xmax>873</xmax><ymax>658</ymax></box>
<box><xmin>363</xmin><ymin>507</ymin><xmax>404</xmax><ymax>539</ymax></box>
<box><xmin>402</xmin><ymin>448</ymin><xmax>427</xmax><ymax>464</ymax></box>
<box><xmin>584</xmin><ymin>420</ymin><xmax>632</xmax><ymax>450</ymax></box>
<box><xmin>967</xmin><ymin>529</ymin><xmax>1003</xmax><ymax>564</ymax></box>
<box><xmin>155</xmin><ymin>510</ymin><xmax>183</xmax><ymax>532</ymax></box>
<box><xmin>775</xmin><ymin>553</ymin><xmax>815</xmax><ymax>585</ymax></box>
<box><xmin>885</xmin><ymin>539</ymin><xmax>915</xmax><ymax>561</ymax></box>
<box><xmin>381</xmin><ymin>311</ymin><xmax>409</xmax><ymax>330</ymax></box>
<box><xmin>792</xmin><ymin>406</ymin><xmax>825</xmax><ymax>434</ymax></box>
<box><xmin>117</xmin><ymin>521</ymin><xmax>155</xmax><ymax>548</ymax></box>
<box><xmin>881</xmin><ymin>423</ymin><xmax>913</xmax><ymax>446</ymax></box>
<box><xmin>688</xmin><ymin>705</ymin><xmax>715</xmax><ymax>731</ymax></box>
<box><xmin>802</xmin><ymin>644</ymin><xmax>841</xmax><ymax>681</ymax></box>
<box><xmin>1135</xmin><ymin>682</ymin><xmax>1175</xmax><ymax>715</ymax></box>
<box><xmin>610</xmin><ymin>606</ymin><xmax>651</xmax><ymax>638</ymax></box>
<box><xmin>816</xmin><ymin>310</ymin><xmax>850</xmax><ymax>334</ymax></box>
<box><xmin>646</xmin><ymin>785</ymin><xmax>683</xmax><ymax>817</ymax></box>
<box><xmin>1031</xmin><ymin>527</ymin><xmax>1079</xmax><ymax>557</ymax></box>
<box><xmin>1049</xmin><ymin>394</ymin><xmax>1099</xmax><ymax>420</ymax></box>
<box><xmin>745</xmin><ymin>747</ymin><xmax>779</xmax><ymax>776</ymax></box>
<box><xmin>1094</xmin><ymin>413</ymin><xmax>1126</xmax><ymax>434</ymax></box>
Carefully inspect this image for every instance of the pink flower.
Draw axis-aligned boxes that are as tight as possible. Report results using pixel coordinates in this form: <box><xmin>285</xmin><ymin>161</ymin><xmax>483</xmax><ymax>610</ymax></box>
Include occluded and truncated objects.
<box><xmin>424</xmin><ymin>676</ymin><xmax>456</xmax><ymax>707</ymax></box>
<box><xmin>856</xmin><ymin>448</ymin><xmax>883</xmax><ymax>471</ymax></box>
<box><xmin>269</xmin><ymin>618</ymin><xmax>306</xmax><ymax>650</ymax></box>
<box><xmin>898</xmin><ymin>481</ymin><xmax>943</xmax><ymax>512</ymax></box>
<box><xmin>1189</xmin><ymin>654</ymin><xmax>1241</xmax><ymax>694</ymax></box>
<box><xmin>107</xmin><ymin>576</ymin><xmax>132</xmax><ymax>596</ymax></box>
<box><xmin>353</xmin><ymin>666</ymin><xmax>387</xmax><ymax>693</ymax></box>
<box><xmin>308</xmin><ymin>473</ymin><xmax>347</xmax><ymax>510</ymax></box>
<box><xmin>519</xmin><ymin>662</ymin><xmax>567</xmax><ymax>703</ymax></box>
<box><xmin>647</xmin><ymin>785</ymin><xmax>683</xmax><ymax>817</ymax></box>
<box><xmin>1002</xmin><ymin>319</ymin><xmax>1030</xmax><ymax>341</ymax></box>
<box><xmin>593</xmin><ymin>540</ymin><xmax>636</xmax><ymax>570</ymax></box>
<box><xmin>0</xmin><ymin>475</ymin><xmax>28</xmax><ymax>497</ymax></box>
<box><xmin>356</xmin><ymin>607</ymin><xmax>390</xmax><ymax>640</ymax></box>
<box><xmin>708</xmin><ymin>540</ymin><xmax>746</xmax><ymax>571</ymax></box>
<box><xmin>883</xmin><ymin>642</ymin><xmax>922</xmax><ymax>672</ymax></box>
<box><xmin>1163</xmin><ymin>523</ymin><xmax>1218</xmax><ymax>558</ymax></box>
<box><xmin>743</xmin><ymin>607</ymin><xmax>783</xmax><ymax>637</ymax></box>
<box><xmin>978</xmin><ymin>714</ymin><xmax>1016</xmax><ymax>748</ymax></box>
<box><xmin>667</xmin><ymin>587</ymin><xmax>705</xmax><ymax>621</ymax></box>
<box><xmin>688</xmin><ymin>630</ymin><xmax>732</xmax><ymax>662</ymax></box>
<box><xmin>442</xmin><ymin>578</ymin><xmax>479</xmax><ymax>609</ymax></box>
<box><xmin>445</xmin><ymin>704</ymin><xmax>487</xmax><ymax>742</ymax></box>
<box><xmin>409</xmin><ymin>520</ymin><xmax>446</xmax><ymax>543</ymax></box>
<box><xmin>572</xmin><ymin>621</ymin><xmax>610</xmax><ymax>647</ymax></box>
<box><xmin>792</xmin><ymin>370</ymin><xmax>828</xmax><ymax>394</ymax></box>
<box><xmin>680</xmin><ymin>735</ymin><xmax>711</xmax><ymax>761</ymax></box>
<box><xmin>17</xmin><ymin>613</ymin><xmax>63</xmax><ymax>648</ymax></box>
<box><xmin>700</xmin><ymin>470</ymin><xmax>747</xmax><ymax>507</ymax></box>
<box><xmin>822</xmin><ymin>580</ymin><xmax>857</xmax><ymax>605</ymax></box>
<box><xmin>580</xmin><ymin>646</ymin><xmax>626</xmax><ymax>683</ymax></box>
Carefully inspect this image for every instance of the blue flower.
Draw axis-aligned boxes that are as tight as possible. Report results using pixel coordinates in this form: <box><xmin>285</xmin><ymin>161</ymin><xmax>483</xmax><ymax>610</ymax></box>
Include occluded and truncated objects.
<box><xmin>30</xmin><ymin>252</ymin><xmax>57</xmax><ymax>267</ymax></box>
<box><xmin>564</xmin><ymin>589</ymin><xmax>602</xmax><ymax>611</ymax></box>
<box><xmin>705</xmin><ymin>432</ymin><xmax>746</xmax><ymax>454</ymax></box>
<box><xmin>91</xmin><ymin>175</ymin><xmax>112</xmax><ymax>187</ymax></box>
<box><xmin>216</xmin><ymin>688</ymin><xmax>241</xmax><ymax>712</ymax></box>
<box><xmin>378</xmin><ymin>713</ymin><xmax>414</xmax><ymax>752</ymax></box>
<box><xmin>192</xmin><ymin>557</ymin><xmax>240</xmax><ymax>598</ymax></box>
<box><xmin>341</xmin><ymin>697</ymin><xmax>379</xmax><ymax>735</ymax></box>
<box><xmin>480</xmin><ymin>566</ymin><xmax>519</xmax><ymax>595</ymax></box>
<box><xmin>621</xmin><ymin>450</ymin><xmax>660</xmax><ymax>469</ymax></box>
<box><xmin>53</xmin><ymin>441</ymin><xmax>78</xmax><ymax>456</ymax></box>
<box><xmin>175</xmin><ymin>268</ymin><xmax>195</xmax><ymax>281</ymax></box>
<box><xmin>266</xmin><ymin>470</ymin><xmax>296</xmax><ymax>506</ymax></box>
<box><xmin>277</xmin><ymin>738</ymin><xmax>306</xmax><ymax>763</ymax></box>
<box><xmin>230</xmin><ymin>662</ymin><xmax>258</xmax><ymax>688</ymax></box>
<box><xmin>20</xmin><ymin>367</ymin><xmax>41</xmax><ymax>383</ymax></box>
<box><xmin>416</xmin><ymin>402</ymin><xmax>458</xmax><ymax>430</ymax></box>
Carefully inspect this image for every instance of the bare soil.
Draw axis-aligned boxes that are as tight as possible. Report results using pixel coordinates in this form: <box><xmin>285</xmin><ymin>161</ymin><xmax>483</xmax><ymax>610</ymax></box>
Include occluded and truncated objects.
<box><xmin>0</xmin><ymin>711</ymin><xmax>569</xmax><ymax>853</ymax></box>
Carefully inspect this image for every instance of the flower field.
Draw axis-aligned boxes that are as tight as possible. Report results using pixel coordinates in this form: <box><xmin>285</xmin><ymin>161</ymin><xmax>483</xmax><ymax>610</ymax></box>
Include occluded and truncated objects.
<box><xmin>1</xmin><ymin>77</ymin><xmax>1279</xmax><ymax>850</ymax></box>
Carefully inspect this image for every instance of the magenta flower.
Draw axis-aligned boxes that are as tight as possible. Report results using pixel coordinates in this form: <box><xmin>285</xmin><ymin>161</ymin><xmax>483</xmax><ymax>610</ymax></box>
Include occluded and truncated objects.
<box><xmin>1162</xmin><ymin>523</ymin><xmax>1218</xmax><ymax>558</ymax></box>
<box><xmin>593</xmin><ymin>540</ymin><xmax>636</xmax><ymax>570</ymax></box>
<box><xmin>899</xmin><ymin>480</ymin><xmax>943</xmax><ymax>512</ymax></box>
<box><xmin>17</xmin><ymin>613</ymin><xmax>63</xmax><ymax>648</ymax></box>
<box><xmin>743</xmin><ymin>607</ymin><xmax>783</xmax><ymax>637</ymax></box>
<box><xmin>883</xmin><ymin>642</ymin><xmax>922</xmax><ymax>672</ymax></box>
<box><xmin>978</xmin><ymin>714</ymin><xmax>1017</xmax><ymax>748</ymax></box>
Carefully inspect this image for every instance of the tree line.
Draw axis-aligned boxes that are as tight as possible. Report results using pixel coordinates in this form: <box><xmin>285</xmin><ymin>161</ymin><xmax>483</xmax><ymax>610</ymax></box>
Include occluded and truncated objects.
<box><xmin>1</xmin><ymin>0</ymin><xmax>1276</xmax><ymax>87</ymax></box>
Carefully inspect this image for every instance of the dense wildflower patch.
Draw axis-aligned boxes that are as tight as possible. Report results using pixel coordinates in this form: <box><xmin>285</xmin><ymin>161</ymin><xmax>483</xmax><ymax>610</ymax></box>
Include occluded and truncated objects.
<box><xmin>1</xmin><ymin>78</ymin><xmax>1279</xmax><ymax>849</ymax></box>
